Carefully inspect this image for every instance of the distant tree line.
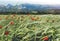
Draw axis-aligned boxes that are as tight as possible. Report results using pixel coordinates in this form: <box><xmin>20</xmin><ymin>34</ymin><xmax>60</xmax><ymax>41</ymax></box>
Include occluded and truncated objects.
<box><xmin>0</xmin><ymin>9</ymin><xmax>60</xmax><ymax>15</ymax></box>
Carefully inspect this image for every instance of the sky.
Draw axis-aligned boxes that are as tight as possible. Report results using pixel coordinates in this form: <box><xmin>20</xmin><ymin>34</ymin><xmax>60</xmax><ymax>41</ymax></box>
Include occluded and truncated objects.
<box><xmin>0</xmin><ymin>0</ymin><xmax>60</xmax><ymax>5</ymax></box>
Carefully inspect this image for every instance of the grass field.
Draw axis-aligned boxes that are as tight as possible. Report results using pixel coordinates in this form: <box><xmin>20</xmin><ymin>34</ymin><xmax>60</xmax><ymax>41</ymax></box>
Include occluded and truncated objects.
<box><xmin>0</xmin><ymin>14</ymin><xmax>60</xmax><ymax>41</ymax></box>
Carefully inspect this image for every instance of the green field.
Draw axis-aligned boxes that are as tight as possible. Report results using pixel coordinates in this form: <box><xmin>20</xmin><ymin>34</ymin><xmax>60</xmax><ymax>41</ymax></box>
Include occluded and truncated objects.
<box><xmin>0</xmin><ymin>15</ymin><xmax>60</xmax><ymax>41</ymax></box>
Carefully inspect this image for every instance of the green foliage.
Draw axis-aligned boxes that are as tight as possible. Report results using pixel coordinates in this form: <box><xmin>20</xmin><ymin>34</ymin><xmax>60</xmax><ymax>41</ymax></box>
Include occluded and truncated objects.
<box><xmin>0</xmin><ymin>15</ymin><xmax>60</xmax><ymax>41</ymax></box>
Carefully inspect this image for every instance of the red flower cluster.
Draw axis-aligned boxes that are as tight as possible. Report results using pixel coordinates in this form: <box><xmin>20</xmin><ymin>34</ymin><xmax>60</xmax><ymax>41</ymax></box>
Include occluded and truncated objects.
<box><xmin>4</xmin><ymin>31</ymin><xmax>9</xmax><ymax>35</ymax></box>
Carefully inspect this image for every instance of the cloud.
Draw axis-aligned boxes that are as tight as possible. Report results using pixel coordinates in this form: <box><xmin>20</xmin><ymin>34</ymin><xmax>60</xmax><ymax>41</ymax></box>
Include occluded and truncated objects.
<box><xmin>0</xmin><ymin>0</ymin><xmax>20</xmax><ymax>5</ymax></box>
<box><xmin>0</xmin><ymin>0</ymin><xmax>60</xmax><ymax>5</ymax></box>
<box><xmin>20</xmin><ymin>0</ymin><xmax>60</xmax><ymax>5</ymax></box>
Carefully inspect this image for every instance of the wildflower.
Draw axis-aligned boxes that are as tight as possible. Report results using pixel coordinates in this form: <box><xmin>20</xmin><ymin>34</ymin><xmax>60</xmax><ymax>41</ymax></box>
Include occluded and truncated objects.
<box><xmin>42</xmin><ymin>36</ymin><xmax>49</xmax><ymax>41</ymax></box>
<box><xmin>31</xmin><ymin>17</ymin><xmax>36</xmax><ymax>20</ymax></box>
<box><xmin>10</xmin><ymin>21</ymin><xmax>14</xmax><ymax>25</ymax></box>
<box><xmin>4</xmin><ymin>31</ymin><xmax>9</xmax><ymax>35</ymax></box>
<box><xmin>0</xmin><ymin>25</ymin><xmax>2</xmax><ymax>29</ymax></box>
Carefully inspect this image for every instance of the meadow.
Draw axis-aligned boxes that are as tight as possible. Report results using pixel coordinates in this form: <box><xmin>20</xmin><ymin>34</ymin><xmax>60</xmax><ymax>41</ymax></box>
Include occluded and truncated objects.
<box><xmin>0</xmin><ymin>14</ymin><xmax>60</xmax><ymax>41</ymax></box>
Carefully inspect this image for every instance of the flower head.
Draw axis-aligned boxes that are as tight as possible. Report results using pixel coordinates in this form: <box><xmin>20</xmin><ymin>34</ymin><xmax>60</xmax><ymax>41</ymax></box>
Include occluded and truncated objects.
<box><xmin>42</xmin><ymin>36</ymin><xmax>49</xmax><ymax>41</ymax></box>
<box><xmin>4</xmin><ymin>31</ymin><xmax>9</xmax><ymax>35</ymax></box>
<box><xmin>10</xmin><ymin>21</ymin><xmax>14</xmax><ymax>25</ymax></box>
<box><xmin>0</xmin><ymin>25</ymin><xmax>2</xmax><ymax>29</ymax></box>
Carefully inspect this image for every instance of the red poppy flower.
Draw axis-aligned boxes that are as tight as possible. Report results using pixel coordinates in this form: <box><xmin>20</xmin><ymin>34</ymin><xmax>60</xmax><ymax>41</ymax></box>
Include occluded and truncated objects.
<box><xmin>10</xmin><ymin>21</ymin><xmax>14</xmax><ymax>25</ymax></box>
<box><xmin>43</xmin><ymin>36</ymin><xmax>49</xmax><ymax>41</ymax></box>
<box><xmin>31</xmin><ymin>17</ymin><xmax>36</xmax><ymax>21</ymax></box>
<box><xmin>4</xmin><ymin>31</ymin><xmax>9</xmax><ymax>35</ymax></box>
<box><xmin>0</xmin><ymin>25</ymin><xmax>2</xmax><ymax>29</ymax></box>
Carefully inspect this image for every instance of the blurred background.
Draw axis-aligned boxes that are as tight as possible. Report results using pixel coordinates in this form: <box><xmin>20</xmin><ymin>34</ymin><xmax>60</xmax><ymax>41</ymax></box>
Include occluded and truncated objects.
<box><xmin>0</xmin><ymin>0</ymin><xmax>60</xmax><ymax>14</ymax></box>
